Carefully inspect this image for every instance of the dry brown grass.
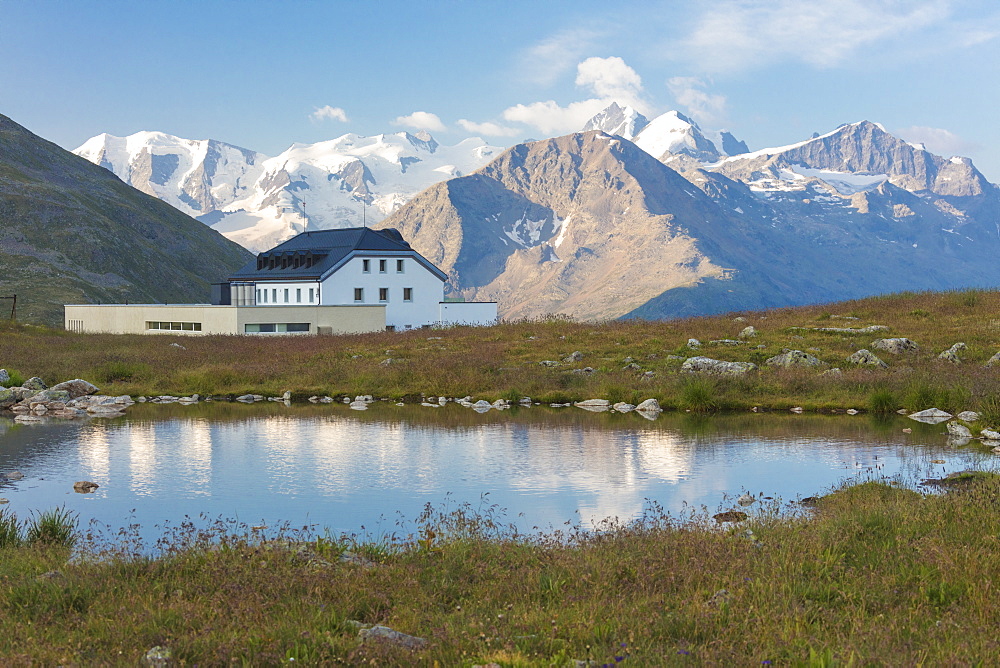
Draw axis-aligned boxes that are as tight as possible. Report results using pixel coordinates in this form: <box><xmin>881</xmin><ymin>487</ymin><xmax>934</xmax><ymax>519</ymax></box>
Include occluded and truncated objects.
<box><xmin>1</xmin><ymin>289</ymin><xmax>998</xmax><ymax>418</ymax></box>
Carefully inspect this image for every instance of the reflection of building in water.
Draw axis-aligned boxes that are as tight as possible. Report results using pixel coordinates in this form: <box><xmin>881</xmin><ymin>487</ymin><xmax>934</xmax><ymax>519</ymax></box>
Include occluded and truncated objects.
<box><xmin>176</xmin><ymin>420</ymin><xmax>213</xmax><ymax>495</ymax></box>
<box><xmin>77</xmin><ymin>422</ymin><xmax>111</xmax><ymax>483</ymax></box>
<box><xmin>125</xmin><ymin>422</ymin><xmax>159</xmax><ymax>496</ymax></box>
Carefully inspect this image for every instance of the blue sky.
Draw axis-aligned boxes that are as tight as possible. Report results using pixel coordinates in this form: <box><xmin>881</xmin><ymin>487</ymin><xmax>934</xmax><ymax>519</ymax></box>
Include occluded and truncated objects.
<box><xmin>3</xmin><ymin>0</ymin><xmax>999</xmax><ymax>178</ymax></box>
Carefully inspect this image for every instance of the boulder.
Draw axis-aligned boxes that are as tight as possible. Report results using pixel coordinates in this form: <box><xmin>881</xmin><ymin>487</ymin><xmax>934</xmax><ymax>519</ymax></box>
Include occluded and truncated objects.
<box><xmin>687</xmin><ymin>338</ymin><xmax>702</xmax><ymax>350</ymax></box>
<box><xmin>946</xmin><ymin>422</ymin><xmax>973</xmax><ymax>439</ymax></box>
<box><xmin>710</xmin><ymin>339</ymin><xmax>743</xmax><ymax>346</ymax></box>
<box><xmin>563</xmin><ymin>351</ymin><xmax>583</xmax><ymax>363</ymax></box>
<box><xmin>358</xmin><ymin>625</ymin><xmax>426</xmax><ymax>649</ymax></box>
<box><xmin>908</xmin><ymin>408</ymin><xmax>953</xmax><ymax>424</ymax></box>
<box><xmin>27</xmin><ymin>389</ymin><xmax>71</xmax><ymax>405</ymax></box>
<box><xmin>538</xmin><ymin>360</ymin><xmax>560</xmax><ymax>367</ymax></box>
<box><xmin>612</xmin><ymin>402</ymin><xmax>635</xmax><ymax>412</ymax></box>
<box><xmin>871</xmin><ymin>338</ymin><xmax>919</xmax><ymax>355</ymax></box>
<box><xmin>938</xmin><ymin>342</ymin><xmax>967</xmax><ymax>364</ymax></box>
<box><xmin>986</xmin><ymin>351</ymin><xmax>1000</xmax><ymax>368</ymax></box>
<box><xmin>821</xmin><ymin>367</ymin><xmax>843</xmax><ymax>376</ymax></box>
<box><xmin>738</xmin><ymin>326</ymin><xmax>757</xmax><ymax>339</ymax></box>
<box><xmin>22</xmin><ymin>377</ymin><xmax>46</xmax><ymax>391</ymax></box>
<box><xmin>49</xmin><ymin>379</ymin><xmax>99</xmax><ymax>399</ymax></box>
<box><xmin>957</xmin><ymin>411</ymin><xmax>980</xmax><ymax>422</ymax></box>
<box><xmin>981</xmin><ymin>429</ymin><xmax>1000</xmax><ymax>441</ymax></box>
<box><xmin>575</xmin><ymin>399</ymin><xmax>610</xmax><ymax>412</ymax></box>
<box><xmin>0</xmin><ymin>387</ymin><xmax>16</xmax><ymax>409</ymax></box>
<box><xmin>846</xmin><ymin>349</ymin><xmax>888</xmax><ymax>368</ymax></box>
<box><xmin>0</xmin><ymin>369</ymin><xmax>8</xmax><ymax>386</ymax></box>
<box><xmin>766</xmin><ymin>350</ymin><xmax>824</xmax><ymax>368</ymax></box>
<box><xmin>635</xmin><ymin>398</ymin><xmax>662</xmax><ymax>413</ymax></box>
<box><xmin>348</xmin><ymin>400</ymin><xmax>368</xmax><ymax>410</ymax></box>
<box><xmin>73</xmin><ymin>481</ymin><xmax>99</xmax><ymax>493</ymax></box>
<box><xmin>682</xmin><ymin>356</ymin><xmax>758</xmax><ymax>376</ymax></box>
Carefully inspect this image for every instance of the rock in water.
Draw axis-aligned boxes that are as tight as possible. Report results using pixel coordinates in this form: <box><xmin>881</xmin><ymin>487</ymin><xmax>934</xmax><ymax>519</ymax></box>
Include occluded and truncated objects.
<box><xmin>73</xmin><ymin>481</ymin><xmax>99</xmax><ymax>493</ymax></box>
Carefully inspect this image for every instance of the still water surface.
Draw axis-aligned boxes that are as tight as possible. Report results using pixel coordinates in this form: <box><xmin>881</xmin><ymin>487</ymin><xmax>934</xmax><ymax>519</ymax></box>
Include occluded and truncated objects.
<box><xmin>0</xmin><ymin>402</ymin><xmax>991</xmax><ymax>542</ymax></box>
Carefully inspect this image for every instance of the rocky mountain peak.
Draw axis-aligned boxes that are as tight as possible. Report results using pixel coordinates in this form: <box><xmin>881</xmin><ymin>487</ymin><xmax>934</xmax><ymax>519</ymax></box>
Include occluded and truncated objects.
<box><xmin>581</xmin><ymin>102</ymin><xmax>650</xmax><ymax>140</ymax></box>
<box><xmin>633</xmin><ymin>110</ymin><xmax>721</xmax><ymax>164</ymax></box>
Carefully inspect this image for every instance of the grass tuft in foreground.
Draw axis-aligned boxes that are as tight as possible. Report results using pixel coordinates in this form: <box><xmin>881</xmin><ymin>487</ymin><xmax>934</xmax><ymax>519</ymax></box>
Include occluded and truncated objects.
<box><xmin>3</xmin><ymin>477</ymin><xmax>1000</xmax><ymax>663</ymax></box>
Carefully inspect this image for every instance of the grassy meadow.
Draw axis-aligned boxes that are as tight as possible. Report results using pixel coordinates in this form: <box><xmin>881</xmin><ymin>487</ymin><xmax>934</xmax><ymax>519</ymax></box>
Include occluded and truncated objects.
<box><xmin>0</xmin><ymin>288</ymin><xmax>998</xmax><ymax>420</ymax></box>
<box><xmin>2</xmin><ymin>477</ymin><xmax>1000</xmax><ymax>664</ymax></box>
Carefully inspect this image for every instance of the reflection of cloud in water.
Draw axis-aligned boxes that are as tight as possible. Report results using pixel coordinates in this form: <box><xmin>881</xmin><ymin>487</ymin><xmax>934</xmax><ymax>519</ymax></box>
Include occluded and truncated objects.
<box><xmin>77</xmin><ymin>422</ymin><xmax>110</xmax><ymax>483</ymax></box>
<box><xmin>125</xmin><ymin>422</ymin><xmax>159</xmax><ymax>496</ymax></box>
<box><xmin>176</xmin><ymin>419</ymin><xmax>212</xmax><ymax>495</ymax></box>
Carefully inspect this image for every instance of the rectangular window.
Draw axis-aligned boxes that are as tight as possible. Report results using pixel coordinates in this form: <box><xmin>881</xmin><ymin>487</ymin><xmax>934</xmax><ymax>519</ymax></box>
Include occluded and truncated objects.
<box><xmin>308</xmin><ymin>288</ymin><xmax>314</xmax><ymax>303</ymax></box>
<box><xmin>146</xmin><ymin>321</ymin><xmax>201</xmax><ymax>332</ymax></box>
<box><xmin>354</xmin><ymin>288</ymin><xmax>364</xmax><ymax>302</ymax></box>
<box><xmin>283</xmin><ymin>288</ymin><xmax>289</xmax><ymax>303</ymax></box>
<box><xmin>403</xmin><ymin>287</ymin><xmax>413</xmax><ymax>301</ymax></box>
<box><xmin>396</xmin><ymin>259</ymin><xmax>404</xmax><ymax>273</ymax></box>
<box><xmin>256</xmin><ymin>289</ymin><xmax>262</xmax><ymax>303</ymax></box>
<box><xmin>296</xmin><ymin>288</ymin><xmax>301</xmax><ymax>303</ymax></box>
<box><xmin>362</xmin><ymin>259</ymin><xmax>370</xmax><ymax>273</ymax></box>
<box><xmin>244</xmin><ymin>323</ymin><xmax>309</xmax><ymax>333</ymax></box>
<box><xmin>272</xmin><ymin>288</ymin><xmax>277</xmax><ymax>303</ymax></box>
<box><xmin>379</xmin><ymin>259</ymin><xmax>387</xmax><ymax>273</ymax></box>
<box><xmin>379</xmin><ymin>287</ymin><xmax>389</xmax><ymax>302</ymax></box>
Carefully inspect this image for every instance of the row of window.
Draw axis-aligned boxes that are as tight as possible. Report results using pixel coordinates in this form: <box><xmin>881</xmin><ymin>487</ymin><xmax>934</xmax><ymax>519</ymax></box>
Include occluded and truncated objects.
<box><xmin>363</xmin><ymin>258</ymin><xmax>405</xmax><ymax>274</ymax></box>
<box><xmin>147</xmin><ymin>321</ymin><xmax>202</xmax><ymax>331</ymax></box>
<box><xmin>257</xmin><ymin>287</ymin><xmax>316</xmax><ymax>305</ymax></box>
<box><xmin>244</xmin><ymin>323</ymin><xmax>310</xmax><ymax>333</ymax></box>
<box><xmin>354</xmin><ymin>287</ymin><xmax>413</xmax><ymax>303</ymax></box>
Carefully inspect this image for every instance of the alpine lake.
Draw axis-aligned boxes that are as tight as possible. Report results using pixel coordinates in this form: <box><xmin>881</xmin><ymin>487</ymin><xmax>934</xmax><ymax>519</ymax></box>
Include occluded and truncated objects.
<box><xmin>0</xmin><ymin>400</ymin><xmax>993</xmax><ymax>549</ymax></box>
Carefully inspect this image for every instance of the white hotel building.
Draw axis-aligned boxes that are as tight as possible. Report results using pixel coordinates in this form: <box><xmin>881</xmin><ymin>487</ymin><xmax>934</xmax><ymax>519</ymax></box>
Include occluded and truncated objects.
<box><xmin>65</xmin><ymin>227</ymin><xmax>497</xmax><ymax>335</ymax></box>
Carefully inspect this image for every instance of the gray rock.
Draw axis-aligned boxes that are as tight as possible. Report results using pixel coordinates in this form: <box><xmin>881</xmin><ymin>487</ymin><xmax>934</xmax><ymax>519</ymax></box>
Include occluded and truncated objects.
<box><xmin>575</xmin><ymin>399</ymin><xmax>610</xmax><ymax>412</ymax></box>
<box><xmin>871</xmin><ymin>338</ymin><xmax>919</xmax><ymax>355</ymax></box>
<box><xmin>687</xmin><ymin>338</ymin><xmax>702</xmax><ymax>350</ymax></box>
<box><xmin>22</xmin><ymin>377</ymin><xmax>46</xmax><ymax>391</ymax></box>
<box><xmin>27</xmin><ymin>389</ymin><xmax>71</xmax><ymax>404</ymax></box>
<box><xmin>623</xmin><ymin>362</ymin><xmax>641</xmax><ymax>370</ymax></box>
<box><xmin>957</xmin><ymin>411</ymin><xmax>980</xmax><ymax>422</ymax></box>
<box><xmin>738</xmin><ymin>325</ymin><xmax>757</xmax><ymax>339</ymax></box>
<box><xmin>142</xmin><ymin>645</ymin><xmax>172</xmax><ymax>667</ymax></box>
<box><xmin>709</xmin><ymin>339</ymin><xmax>744</xmax><ymax>346</ymax></box>
<box><xmin>0</xmin><ymin>387</ymin><xmax>16</xmax><ymax>408</ymax></box>
<box><xmin>635</xmin><ymin>398</ymin><xmax>662</xmax><ymax>413</ymax></box>
<box><xmin>938</xmin><ymin>342</ymin><xmax>966</xmax><ymax>364</ymax></box>
<box><xmin>348</xmin><ymin>400</ymin><xmax>369</xmax><ymax>410</ymax></box>
<box><xmin>0</xmin><ymin>369</ymin><xmax>8</xmax><ymax>386</ymax></box>
<box><xmin>947</xmin><ymin>422</ymin><xmax>973</xmax><ymax>439</ymax></box>
<box><xmin>49</xmin><ymin>379</ymin><xmax>99</xmax><ymax>399</ymax></box>
<box><xmin>612</xmin><ymin>402</ymin><xmax>635</xmax><ymax>412</ymax></box>
<box><xmin>986</xmin><ymin>351</ymin><xmax>1000</xmax><ymax>368</ymax></box>
<box><xmin>472</xmin><ymin>400</ymin><xmax>492</xmax><ymax>409</ymax></box>
<box><xmin>908</xmin><ymin>408</ymin><xmax>953</xmax><ymax>424</ymax></box>
<box><xmin>765</xmin><ymin>350</ymin><xmax>824</xmax><ymax>368</ymax></box>
<box><xmin>563</xmin><ymin>351</ymin><xmax>583</xmax><ymax>363</ymax></box>
<box><xmin>539</xmin><ymin>360</ymin><xmax>560</xmax><ymax>367</ymax></box>
<box><xmin>981</xmin><ymin>429</ymin><xmax>1000</xmax><ymax>441</ymax></box>
<box><xmin>801</xmin><ymin>325</ymin><xmax>889</xmax><ymax>334</ymax></box>
<box><xmin>359</xmin><ymin>625</ymin><xmax>426</xmax><ymax>649</ymax></box>
<box><xmin>682</xmin><ymin>356</ymin><xmax>758</xmax><ymax>375</ymax></box>
<box><xmin>846</xmin><ymin>349</ymin><xmax>888</xmax><ymax>368</ymax></box>
<box><xmin>73</xmin><ymin>480</ymin><xmax>99</xmax><ymax>493</ymax></box>
<box><xmin>821</xmin><ymin>367</ymin><xmax>843</xmax><ymax>376</ymax></box>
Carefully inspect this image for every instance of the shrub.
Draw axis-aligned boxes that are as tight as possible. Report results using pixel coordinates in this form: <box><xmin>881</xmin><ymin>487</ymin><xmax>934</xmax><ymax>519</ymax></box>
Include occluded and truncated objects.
<box><xmin>4</xmin><ymin>369</ymin><xmax>26</xmax><ymax>387</ymax></box>
<box><xmin>868</xmin><ymin>388</ymin><xmax>898</xmax><ymax>414</ymax></box>
<box><xmin>0</xmin><ymin>509</ymin><xmax>23</xmax><ymax>548</ymax></box>
<box><xmin>26</xmin><ymin>507</ymin><xmax>78</xmax><ymax>547</ymax></box>
<box><xmin>679</xmin><ymin>377</ymin><xmax>718</xmax><ymax>412</ymax></box>
<box><xmin>92</xmin><ymin>360</ymin><xmax>150</xmax><ymax>384</ymax></box>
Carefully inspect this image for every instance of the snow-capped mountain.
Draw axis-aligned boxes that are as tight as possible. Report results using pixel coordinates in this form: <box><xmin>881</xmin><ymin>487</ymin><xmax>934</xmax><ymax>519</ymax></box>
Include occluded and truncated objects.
<box><xmin>581</xmin><ymin>102</ymin><xmax>649</xmax><ymax>140</ymax></box>
<box><xmin>75</xmin><ymin>130</ymin><xmax>503</xmax><ymax>252</ymax></box>
<box><xmin>379</xmin><ymin>120</ymin><xmax>1000</xmax><ymax>321</ymax></box>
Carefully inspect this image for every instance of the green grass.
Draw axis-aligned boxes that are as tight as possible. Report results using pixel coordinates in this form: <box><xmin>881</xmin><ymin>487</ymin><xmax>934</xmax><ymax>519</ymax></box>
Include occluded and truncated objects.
<box><xmin>0</xmin><ymin>288</ymin><xmax>998</xmax><ymax>422</ymax></box>
<box><xmin>3</xmin><ymin>477</ymin><xmax>1000</xmax><ymax>663</ymax></box>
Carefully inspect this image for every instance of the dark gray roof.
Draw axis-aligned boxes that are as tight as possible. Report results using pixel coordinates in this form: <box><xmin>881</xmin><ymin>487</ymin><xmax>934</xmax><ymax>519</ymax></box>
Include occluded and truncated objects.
<box><xmin>228</xmin><ymin>227</ymin><xmax>446</xmax><ymax>282</ymax></box>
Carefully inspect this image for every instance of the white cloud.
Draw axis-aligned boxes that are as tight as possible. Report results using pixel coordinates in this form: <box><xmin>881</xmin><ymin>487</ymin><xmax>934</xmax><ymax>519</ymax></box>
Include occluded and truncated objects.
<box><xmin>456</xmin><ymin>119</ymin><xmax>521</xmax><ymax>137</ymax></box>
<box><xmin>680</xmin><ymin>0</ymin><xmax>951</xmax><ymax>72</ymax></box>
<box><xmin>392</xmin><ymin>111</ymin><xmax>446</xmax><ymax>132</ymax></box>
<box><xmin>310</xmin><ymin>105</ymin><xmax>349</xmax><ymax>123</ymax></box>
<box><xmin>518</xmin><ymin>27</ymin><xmax>601</xmax><ymax>86</ymax></box>
<box><xmin>667</xmin><ymin>77</ymin><xmax>726</xmax><ymax>126</ymax></box>
<box><xmin>575</xmin><ymin>56</ymin><xmax>644</xmax><ymax>107</ymax></box>
<box><xmin>896</xmin><ymin>126</ymin><xmax>979</xmax><ymax>156</ymax></box>
<box><xmin>502</xmin><ymin>98</ymin><xmax>611</xmax><ymax>136</ymax></box>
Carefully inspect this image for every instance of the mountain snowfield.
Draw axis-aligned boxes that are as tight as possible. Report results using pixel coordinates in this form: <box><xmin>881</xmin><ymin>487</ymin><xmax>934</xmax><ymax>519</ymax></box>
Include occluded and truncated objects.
<box><xmin>75</xmin><ymin>130</ymin><xmax>503</xmax><ymax>252</ymax></box>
